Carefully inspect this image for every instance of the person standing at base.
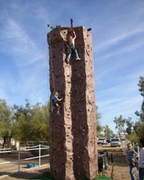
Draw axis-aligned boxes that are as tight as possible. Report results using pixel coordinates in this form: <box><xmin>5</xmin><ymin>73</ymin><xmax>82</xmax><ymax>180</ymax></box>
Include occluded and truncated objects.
<box><xmin>138</xmin><ymin>138</ymin><xmax>144</xmax><ymax>180</ymax></box>
<box><xmin>126</xmin><ymin>142</ymin><xmax>138</xmax><ymax>180</ymax></box>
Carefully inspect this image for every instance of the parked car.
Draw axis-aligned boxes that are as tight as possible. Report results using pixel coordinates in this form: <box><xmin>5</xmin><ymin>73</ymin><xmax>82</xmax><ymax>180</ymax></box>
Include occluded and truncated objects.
<box><xmin>106</xmin><ymin>137</ymin><xmax>112</xmax><ymax>143</ymax></box>
<box><xmin>97</xmin><ymin>137</ymin><xmax>107</xmax><ymax>145</ymax></box>
<box><xmin>110</xmin><ymin>138</ymin><xmax>121</xmax><ymax>147</ymax></box>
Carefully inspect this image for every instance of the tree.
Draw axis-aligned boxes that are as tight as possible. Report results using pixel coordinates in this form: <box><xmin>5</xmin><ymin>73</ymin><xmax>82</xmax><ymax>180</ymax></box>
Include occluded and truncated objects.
<box><xmin>113</xmin><ymin>115</ymin><xmax>126</xmax><ymax>137</ymax></box>
<box><xmin>96</xmin><ymin>106</ymin><xmax>103</xmax><ymax>136</ymax></box>
<box><xmin>103</xmin><ymin>125</ymin><xmax>113</xmax><ymax>137</ymax></box>
<box><xmin>126</xmin><ymin>117</ymin><xmax>134</xmax><ymax>135</ymax></box>
<box><xmin>0</xmin><ymin>99</ymin><xmax>13</xmax><ymax>145</ymax></box>
<box><xmin>12</xmin><ymin>100</ymin><xmax>50</xmax><ymax>144</ymax></box>
<box><xmin>135</xmin><ymin>76</ymin><xmax>144</xmax><ymax>138</ymax></box>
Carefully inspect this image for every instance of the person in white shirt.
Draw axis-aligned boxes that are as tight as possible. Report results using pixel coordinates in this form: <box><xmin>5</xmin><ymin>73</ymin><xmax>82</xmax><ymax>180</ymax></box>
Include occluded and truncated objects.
<box><xmin>138</xmin><ymin>138</ymin><xmax>144</xmax><ymax>180</ymax></box>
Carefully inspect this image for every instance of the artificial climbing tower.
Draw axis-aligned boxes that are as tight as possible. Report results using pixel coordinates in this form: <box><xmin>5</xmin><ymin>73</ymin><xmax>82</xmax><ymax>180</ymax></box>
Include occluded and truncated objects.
<box><xmin>47</xmin><ymin>25</ymin><xmax>98</xmax><ymax>180</ymax></box>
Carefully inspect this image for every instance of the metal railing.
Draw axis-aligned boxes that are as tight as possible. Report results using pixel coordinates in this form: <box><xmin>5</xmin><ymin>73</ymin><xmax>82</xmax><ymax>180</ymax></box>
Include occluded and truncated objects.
<box><xmin>0</xmin><ymin>144</ymin><xmax>49</xmax><ymax>173</ymax></box>
<box><xmin>132</xmin><ymin>142</ymin><xmax>140</xmax><ymax>156</ymax></box>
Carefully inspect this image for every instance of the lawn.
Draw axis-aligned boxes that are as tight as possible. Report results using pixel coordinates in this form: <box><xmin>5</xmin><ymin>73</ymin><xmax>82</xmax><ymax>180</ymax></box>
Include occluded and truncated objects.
<box><xmin>29</xmin><ymin>174</ymin><xmax>111</xmax><ymax>180</ymax></box>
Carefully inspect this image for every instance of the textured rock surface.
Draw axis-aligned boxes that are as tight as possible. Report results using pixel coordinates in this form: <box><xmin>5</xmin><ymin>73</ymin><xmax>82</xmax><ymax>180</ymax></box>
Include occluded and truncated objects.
<box><xmin>47</xmin><ymin>26</ymin><xmax>98</xmax><ymax>180</ymax></box>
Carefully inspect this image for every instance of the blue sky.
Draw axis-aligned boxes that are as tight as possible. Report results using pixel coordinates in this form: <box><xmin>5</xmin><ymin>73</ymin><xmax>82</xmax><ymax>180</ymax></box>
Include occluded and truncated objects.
<box><xmin>0</xmin><ymin>0</ymin><xmax>144</xmax><ymax>132</ymax></box>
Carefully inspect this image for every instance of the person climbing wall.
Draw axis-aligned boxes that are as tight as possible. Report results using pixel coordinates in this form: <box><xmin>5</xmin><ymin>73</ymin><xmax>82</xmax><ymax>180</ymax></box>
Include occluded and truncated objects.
<box><xmin>60</xmin><ymin>28</ymin><xmax>81</xmax><ymax>64</ymax></box>
<box><xmin>51</xmin><ymin>92</ymin><xmax>63</xmax><ymax>115</ymax></box>
<box><xmin>66</xmin><ymin>29</ymin><xmax>81</xmax><ymax>63</ymax></box>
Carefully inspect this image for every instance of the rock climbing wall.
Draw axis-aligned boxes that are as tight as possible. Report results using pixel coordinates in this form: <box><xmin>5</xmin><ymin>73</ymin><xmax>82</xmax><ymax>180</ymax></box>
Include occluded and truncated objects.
<box><xmin>47</xmin><ymin>25</ymin><xmax>98</xmax><ymax>180</ymax></box>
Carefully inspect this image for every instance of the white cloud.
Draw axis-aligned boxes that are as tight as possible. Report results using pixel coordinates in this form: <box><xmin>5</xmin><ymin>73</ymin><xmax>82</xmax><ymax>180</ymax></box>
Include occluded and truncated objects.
<box><xmin>0</xmin><ymin>18</ymin><xmax>46</xmax><ymax>67</ymax></box>
<box><xmin>95</xmin><ymin>27</ymin><xmax>144</xmax><ymax>52</ymax></box>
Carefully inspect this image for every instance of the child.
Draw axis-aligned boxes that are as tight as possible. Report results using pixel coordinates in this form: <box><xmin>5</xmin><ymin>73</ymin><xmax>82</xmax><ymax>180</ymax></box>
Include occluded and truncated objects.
<box><xmin>66</xmin><ymin>29</ymin><xmax>80</xmax><ymax>63</ymax></box>
<box><xmin>51</xmin><ymin>92</ymin><xmax>63</xmax><ymax>115</ymax></box>
<box><xmin>60</xmin><ymin>29</ymin><xmax>80</xmax><ymax>64</ymax></box>
<box><xmin>126</xmin><ymin>142</ymin><xmax>138</xmax><ymax>180</ymax></box>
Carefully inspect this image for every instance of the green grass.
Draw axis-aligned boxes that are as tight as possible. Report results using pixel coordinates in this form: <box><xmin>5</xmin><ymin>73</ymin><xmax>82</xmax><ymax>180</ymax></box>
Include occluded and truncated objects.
<box><xmin>29</xmin><ymin>174</ymin><xmax>111</xmax><ymax>180</ymax></box>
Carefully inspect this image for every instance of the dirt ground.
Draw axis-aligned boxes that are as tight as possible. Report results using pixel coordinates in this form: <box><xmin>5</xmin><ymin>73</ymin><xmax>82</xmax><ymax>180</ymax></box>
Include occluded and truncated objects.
<box><xmin>103</xmin><ymin>148</ymin><xmax>139</xmax><ymax>180</ymax></box>
<box><xmin>0</xmin><ymin>147</ymin><xmax>139</xmax><ymax>180</ymax></box>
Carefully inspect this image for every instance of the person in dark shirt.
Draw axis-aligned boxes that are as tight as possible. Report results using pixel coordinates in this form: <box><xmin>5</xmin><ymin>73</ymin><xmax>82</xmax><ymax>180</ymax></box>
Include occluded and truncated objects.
<box><xmin>51</xmin><ymin>92</ymin><xmax>63</xmax><ymax>115</ymax></box>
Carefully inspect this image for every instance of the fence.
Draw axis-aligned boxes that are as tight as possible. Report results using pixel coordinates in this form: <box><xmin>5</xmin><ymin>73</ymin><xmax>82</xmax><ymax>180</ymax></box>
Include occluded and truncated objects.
<box><xmin>121</xmin><ymin>139</ymin><xmax>128</xmax><ymax>152</ymax></box>
<box><xmin>132</xmin><ymin>142</ymin><xmax>140</xmax><ymax>156</ymax></box>
<box><xmin>0</xmin><ymin>144</ymin><xmax>49</xmax><ymax>174</ymax></box>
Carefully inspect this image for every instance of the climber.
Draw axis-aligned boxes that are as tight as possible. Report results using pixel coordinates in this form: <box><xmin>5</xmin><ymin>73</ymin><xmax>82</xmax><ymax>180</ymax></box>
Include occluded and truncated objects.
<box><xmin>51</xmin><ymin>92</ymin><xmax>63</xmax><ymax>115</ymax></box>
<box><xmin>60</xmin><ymin>28</ymin><xmax>80</xmax><ymax>64</ymax></box>
<box><xmin>66</xmin><ymin>29</ymin><xmax>81</xmax><ymax>63</ymax></box>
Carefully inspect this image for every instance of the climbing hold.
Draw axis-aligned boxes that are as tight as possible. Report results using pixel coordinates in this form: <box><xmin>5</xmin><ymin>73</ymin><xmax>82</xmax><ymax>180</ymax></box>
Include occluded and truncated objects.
<box><xmin>77</xmin><ymin>156</ymin><xmax>80</xmax><ymax>159</ymax></box>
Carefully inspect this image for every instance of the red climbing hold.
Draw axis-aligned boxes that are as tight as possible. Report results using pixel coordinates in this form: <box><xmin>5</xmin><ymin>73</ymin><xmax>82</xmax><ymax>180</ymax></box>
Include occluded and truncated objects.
<box><xmin>77</xmin><ymin>156</ymin><xmax>80</xmax><ymax>159</ymax></box>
